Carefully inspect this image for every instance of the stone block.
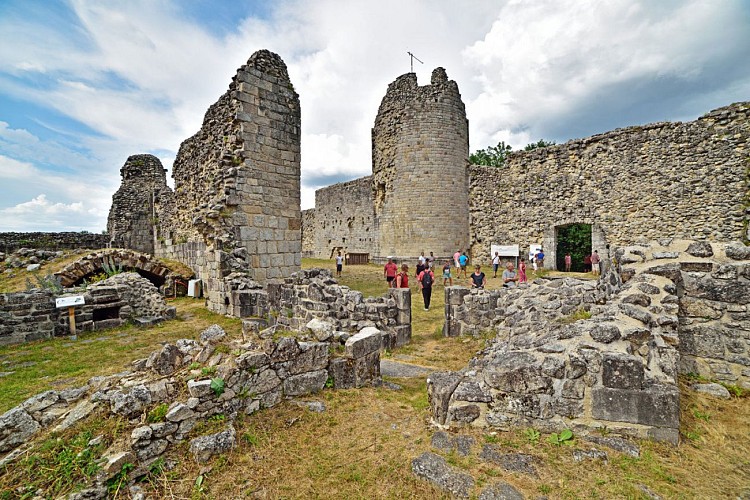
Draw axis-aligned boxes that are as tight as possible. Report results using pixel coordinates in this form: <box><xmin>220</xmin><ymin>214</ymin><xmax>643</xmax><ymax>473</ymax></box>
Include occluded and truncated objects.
<box><xmin>411</xmin><ymin>452</ymin><xmax>474</xmax><ymax>499</ymax></box>
<box><xmin>282</xmin><ymin>369</ymin><xmax>328</xmax><ymax>396</ymax></box>
<box><xmin>345</xmin><ymin>328</ymin><xmax>383</xmax><ymax>358</ymax></box>
<box><xmin>602</xmin><ymin>353</ymin><xmax>644</xmax><ymax>390</ymax></box>
<box><xmin>328</xmin><ymin>357</ymin><xmax>355</xmax><ymax>389</ymax></box>
<box><xmin>353</xmin><ymin>351</ymin><xmax>380</xmax><ymax>387</ymax></box>
<box><xmin>484</xmin><ymin>352</ymin><xmax>551</xmax><ymax>394</ymax></box>
<box><xmin>427</xmin><ymin>371</ymin><xmax>462</xmax><ymax>426</ymax></box>
<box><xmin>591</xmin><ymin>385</ymin><xmax>679</xmax><ymax>428</ymax></box>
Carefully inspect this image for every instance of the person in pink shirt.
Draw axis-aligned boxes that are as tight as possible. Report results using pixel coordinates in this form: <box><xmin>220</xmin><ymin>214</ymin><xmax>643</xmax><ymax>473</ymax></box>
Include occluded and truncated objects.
<box><xmin>590</xmin><ymin>250</ymin><xmax>601</xmax><ymax>275</ymax></box>
<box><xmin>383</xmin><ymin>257</ymin><xmax>398</xmax><ymax>287</ymax></box>
<box><xmin>453</xmin><ymin>249</ymin><xmax>461</xmax><ymax>272</ymax></box>
<box><xmin>564</xmin><ymin>253</ymin><xmax>572</xmax><ymax>272</ymax></box>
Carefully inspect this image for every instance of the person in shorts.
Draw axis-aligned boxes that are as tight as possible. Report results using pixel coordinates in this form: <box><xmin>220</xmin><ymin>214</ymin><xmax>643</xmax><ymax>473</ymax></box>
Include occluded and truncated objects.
<box><xmin>492</xmin><ymin>252</ymin><xmax>501</xmax><ymax>278</ymax></box>
<box><xmin>442</xmin><ymin>260</ymin><xmax>453</xmax><ymax>286</ymax></box>
<box><xmin>383</xmin><ymin>257</ymin><xmax>397</xmax><ymax>287</ymax></box>
<box><xmin>458</xmin><ymin>252</ymin><xmax>469</xmax><ymax>278</ymax></box>
<box><xmin>335</xmin><ymin>251</ymin><xmax>344</xmax><ymax>277</ymax></box>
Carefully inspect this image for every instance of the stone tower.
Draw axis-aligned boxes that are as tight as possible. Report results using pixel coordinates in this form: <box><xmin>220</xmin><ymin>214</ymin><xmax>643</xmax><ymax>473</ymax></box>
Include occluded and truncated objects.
<box><xmin>107</xmin><ymin>154</ymin><xmax>173</xmax><ymax>254</ymax></box>
<box><xmin>371</xmin><ymin>68</ymin><xmax>469</xmax><ymax>261</ymax></box>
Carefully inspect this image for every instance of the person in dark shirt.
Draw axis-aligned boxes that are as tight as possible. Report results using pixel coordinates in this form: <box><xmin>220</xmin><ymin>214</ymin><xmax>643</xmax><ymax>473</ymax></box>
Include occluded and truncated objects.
<box><xmin>470</xmin><ymin>265</ymin><xmax>486</xmax><ymax>289</ymax></box>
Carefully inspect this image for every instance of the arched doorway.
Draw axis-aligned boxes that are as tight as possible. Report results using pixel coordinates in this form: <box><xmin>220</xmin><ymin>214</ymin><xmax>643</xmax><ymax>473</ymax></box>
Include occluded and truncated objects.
<box><xmin>556</xmin><ymin>224</ymin><xmax>591</xmax><ymax>272</ymax></box>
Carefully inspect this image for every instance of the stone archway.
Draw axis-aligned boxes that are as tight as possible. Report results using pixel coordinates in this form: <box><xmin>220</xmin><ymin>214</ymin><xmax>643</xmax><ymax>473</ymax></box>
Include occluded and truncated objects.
<box><xmin>543</xmin><ymin>220</ymin><xmax>608</xmax><ymax>271</ymax></box>
<box><xmin>55</xmin><ymin>249</ymin><xmax>192</xmax><ymax>290</ymax></box>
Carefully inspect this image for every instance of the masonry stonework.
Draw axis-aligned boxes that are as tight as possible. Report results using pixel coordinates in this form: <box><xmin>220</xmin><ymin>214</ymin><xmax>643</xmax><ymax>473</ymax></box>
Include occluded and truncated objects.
<box><xmin>146</xmin><ymin>50</ymin><xmax>301</xmax><ymax>314</ymax></box>
<box><xmin>371</xmin><ymin>68</ymin><xmax>470</xmax><ymax>262</ymax></box>
<box><xmin>107</xmin><ymin>154</ymin><xmax>173</xmax><ymax>255</ymax></box>
<box><xmin>469</xmin><ymin>102</ymin><xmax>750</xmax><ymax>266</ymax></box>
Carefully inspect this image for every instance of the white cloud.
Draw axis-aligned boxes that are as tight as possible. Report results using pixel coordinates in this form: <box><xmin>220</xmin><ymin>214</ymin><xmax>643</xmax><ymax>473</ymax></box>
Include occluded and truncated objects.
<box><xmin>0</xmin><ymin>194</ymin><xmax>106</xmax><ymax>232</ymax></box>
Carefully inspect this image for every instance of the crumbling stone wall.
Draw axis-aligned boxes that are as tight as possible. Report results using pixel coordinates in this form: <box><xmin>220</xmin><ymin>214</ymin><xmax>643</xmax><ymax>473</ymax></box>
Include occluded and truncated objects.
<box><xmin>267</xmin><ymin>268</ymin><xmax>411</xmax><ymax>349</ymax></box>
<box><xmin>305</xmin><ymin>176</ymin><xmax>375</xmax><ymax>258</ymax></box>
<box><xmin>469</xmin><ymin>102</ymin><xmax>750</xmax><ymax>265</ymax></box>
<box><xmin>371</xmin><ymin>68</ymin><xmax>469</xmax><ymax>262</ymax></box>
<box><xmin>0</xmin><ymin>273</ymin><xmax>175</xmax><ymax>346</ymax></box>
<box><xmin>107</xmin><ymin>154</ymin><xmax>173</xmax><ymax>254</ymax></box>
<box><xmin>432</xmin><ymin>239</ymin><xmax>750</xmax><ymax>443</ymax></box>
<box><xmin>615</xmin><ymin>240</ymin><xmax>750</xmax><ymax>387</ymax></box>
<box><xmin>0</xmin><ymin>321</ymin><xmax>389</xmax><ymax>490</ymax></box>
<box><xmin>154</xmin><ymin>49</ymin><xmax>301</xmax><ymax>314</ymax></box>
<box><xmin>0</xmin><ymin>232</ymin><xmax>108</xmax><ymax>253</ymax></box>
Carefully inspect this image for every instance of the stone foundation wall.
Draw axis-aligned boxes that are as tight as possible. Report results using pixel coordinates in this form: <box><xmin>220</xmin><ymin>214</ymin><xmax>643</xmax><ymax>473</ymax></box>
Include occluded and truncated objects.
<box><xmin>301</xmin><ymin>209</ymin><xmax>316</xmax><ymax>257</ymax></box>
<box><xmin>0</xmin><ymin>322</ymin><xmax>388</xmax><ymax>491</ymax></box>
<box><xmin>0</xmin><ymin>273</ymin><xmax>176</xmax><ymax>346</ymax></box>
<box><xmin>267</xmin><ymin>268</ymin><xmax>411</xmax><ymax>349</ymax></box>
<box><xmin>306</xmin><ymin>176</ymin><xmax>374</xmax><ymax>259</ymax></box>
<box><xmin>468</xmin><ymin>102</ymin><xmax>750</xmax><ymax>265</ymax></box>
<box><xmin>432</xmin><ymin>239</ymin><xmax>750</xmax><ymax>443</ymax></box>
<box><xmin>0</xmin><ymin>233</ymin><xmax>109</xmax><ymax>253</ymax></box>
<box><xmin>616</xmin><ymin>240</ymin><xmax>750</xmax><ymax>387</ymax></box>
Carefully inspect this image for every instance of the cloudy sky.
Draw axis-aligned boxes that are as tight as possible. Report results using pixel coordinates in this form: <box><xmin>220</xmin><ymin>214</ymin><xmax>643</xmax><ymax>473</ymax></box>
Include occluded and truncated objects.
<box><xmin>1</xmin><ymin>0</ymin><xmax>748</xmax><ymax>232</ymax></box>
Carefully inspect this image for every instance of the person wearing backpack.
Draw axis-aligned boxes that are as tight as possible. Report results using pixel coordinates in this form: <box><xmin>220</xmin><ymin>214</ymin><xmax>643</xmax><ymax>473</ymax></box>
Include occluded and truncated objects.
<box><xmin>418</xmin><ymin>264</ymin><xmax>435</xmax><ymax>311</ymax></box>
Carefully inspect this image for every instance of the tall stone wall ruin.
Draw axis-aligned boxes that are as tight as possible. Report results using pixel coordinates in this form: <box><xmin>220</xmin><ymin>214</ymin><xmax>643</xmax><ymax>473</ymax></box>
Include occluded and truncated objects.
<box><xmin>153</xmin><ymin>50</ymin><xmax>301</xmax><ymax>314</ymax></box>
<box><xmin>468</xmin><ymin>102</ymin><xmax>750</xmax><ymax>266</ymax></box>
<box><xmin>107</xmin><ymin>154</ymin><xmax>173</xmax><ymax>255</ymax></box>
<box><xmin>371</xmin><ymin>68</ymin><xmax>470</xmax><ymax>262</ymax></box>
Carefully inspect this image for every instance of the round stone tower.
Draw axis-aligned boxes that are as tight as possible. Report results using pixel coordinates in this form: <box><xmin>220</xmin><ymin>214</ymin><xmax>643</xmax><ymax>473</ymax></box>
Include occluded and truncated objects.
<box><xmin>371</xmin><ymin>67</ymin><xmax>469</xmax><ymax>262</ymax></box>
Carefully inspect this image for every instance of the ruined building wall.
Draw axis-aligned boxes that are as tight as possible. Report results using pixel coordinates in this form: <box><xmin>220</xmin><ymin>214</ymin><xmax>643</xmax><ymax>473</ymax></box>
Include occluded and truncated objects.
<box><xmin>107</xmin><ymin>154</ymin><xmax>173</xmax><ymax>255</ymax></box>
<box><xmin>155</xmin><ymin>50</ymin><xmax>301</xmax><ymax>314</ymax></box>
<box><xmin>301</xmin><ymin>209</ymin><xmax>315</xmax><ymax>258</ymax></box>
<box><xmin>306</xmin><ymin>176</ymin><xmax>374</xmax><ymax>259</ymax></box>
<box><xmin>372</xmin><ymin>68</ymin><xmax>469</xmax><ymax>262</ymax></box>
<box><xmin>469</xmin><ymin>102</ymin><xmax>750</xmax><ymax>266</ymax></box>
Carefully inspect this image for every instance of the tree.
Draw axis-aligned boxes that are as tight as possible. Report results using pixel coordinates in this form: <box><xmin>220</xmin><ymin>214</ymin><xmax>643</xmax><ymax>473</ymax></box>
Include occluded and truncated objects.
<box><xmin>469</xmin><ymin>141</ymin><xmax>512</xmax><ymax>167</ymax></box>
<box><xmin>524</xmin><ymin>139</ymin><xmax>556</xmax><ymax>151</ymax></box>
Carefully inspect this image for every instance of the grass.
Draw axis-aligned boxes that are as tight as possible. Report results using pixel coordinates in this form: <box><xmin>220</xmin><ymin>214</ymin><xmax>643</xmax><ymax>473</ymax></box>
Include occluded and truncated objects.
<box><xmin>0</xmin><ymin>254</ymin><xmax>748</xmax><ymax>498</ymax></box>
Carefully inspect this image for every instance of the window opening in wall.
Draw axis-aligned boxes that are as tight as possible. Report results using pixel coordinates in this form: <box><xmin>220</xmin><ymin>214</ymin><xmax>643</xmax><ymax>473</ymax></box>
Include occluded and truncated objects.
<box><xmin>93</xmin><ymin>306</ymin><xmax>120</xmax><ymax>322</ymax></box>
<box><xmin>555</xmin><ymin>223</ymin><xmax>592</xmax><ymax>272</ymax></box>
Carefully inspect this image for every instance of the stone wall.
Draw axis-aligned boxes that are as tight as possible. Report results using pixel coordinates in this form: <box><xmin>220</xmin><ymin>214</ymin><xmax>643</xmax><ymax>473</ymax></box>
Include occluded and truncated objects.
<box><xmin>371</xmin><ymin>68</ymin><xmax>470</xmax><ymax>262</ymax></box>
<box><xmin>107</xmin><ymin>155</ymin><xmax>173</xmax><ymax>255</ymax></box>
<box><xmin>431</xmin><ymin>239</ymin><xmax>750</xmax><ymax>443</ymax></box>
<box><xmin>152</xmin><ymin>49</ymin><xmax>301</xmax><ymax>314</ymax></box>
<box><xmin>468</xmin><ymin>102</ymin><xmax>750</xmax><ymax>266</ymax></box>
<box><xmin>301</xmin><ymin>209</ymin><xmax>315</xmax><ymax>257</ymax></box>
<box><xmin>615</xmin><ymin>240</ymin><xmax>750</xmax><ymax>387</ymax></box>
<box><xmin>0</xmin><ymin>273</ymin><xmax>176</xmax><ymax>346</ymax></box>
<box><xmin>0</xmin><ymin>322</ymin><xmax>389</xmax><ymax>492</ymax></box>
<box><xmin>306</xmin><ymin>176</ymin><xmax>375</xmax><ymax>259</ymax></box>
<box><xmin>266</xmin><ymin>268</ymin><xmax>411</xmax><ymax>349</ymax></box>
<box><xmin>0</xmin><ymin>233</ymin><xmax>109</xmax><ymax>253</ymax></box>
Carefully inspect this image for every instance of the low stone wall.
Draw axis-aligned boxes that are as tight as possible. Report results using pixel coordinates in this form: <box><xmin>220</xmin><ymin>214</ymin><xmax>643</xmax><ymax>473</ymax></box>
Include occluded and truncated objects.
<box><xmin>0</xmin><ymin>273</ymin><xmax>176</xmax><ymax>346</ymax></box>
<box><xmin>0</xmin><ymin>232</ymin><xmax>109</xmax><ymax>253</ymax></box>
<box><xmin>267</xmin><ymin>268</ymin><xmax>411</xmax><ymax>349</ymax></box>
<box><xmin>430</xmin><ymin>239</ymin><xmax>750</xmax><ymax>444</ymax></box>
<box><xmin>0</xmin><ymin>322</ymin><xmax>388</xmax><ymax>493</ymax></box>
<box><xmin>0</xmin><ymin>290</ymin><xmax>57</xmax><ymax>345</ymax></box>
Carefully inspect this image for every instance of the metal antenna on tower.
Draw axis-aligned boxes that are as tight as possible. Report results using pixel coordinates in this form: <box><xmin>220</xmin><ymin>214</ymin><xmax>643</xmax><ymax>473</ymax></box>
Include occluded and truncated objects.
<box><xmin>407</xmin><ymin>51</ymin><xmax>423</xmax><ymax>73</ymax></box>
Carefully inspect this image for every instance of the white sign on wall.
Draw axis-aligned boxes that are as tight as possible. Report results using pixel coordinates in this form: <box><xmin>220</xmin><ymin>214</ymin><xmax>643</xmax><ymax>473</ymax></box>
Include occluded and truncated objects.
<box><xmin>490</xmin><ymin>244</ymin><xmax>519</xmax><ymax>257</ymax></box>
<box><xmin>55</xmin><ymin>296</ymin><xmax>85</xmax><ymax>308</ymax></box>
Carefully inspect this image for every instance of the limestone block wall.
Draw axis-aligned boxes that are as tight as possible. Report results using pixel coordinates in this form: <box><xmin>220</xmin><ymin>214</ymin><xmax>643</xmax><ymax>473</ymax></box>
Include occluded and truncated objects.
<box><xmin>615</xmin><ymin>240</ymin><xmax>750</xmax><ymax>387</ymax></box>
<box><xmin>267</xmin><ymin>268</ymin><xmax>411</xmax><ymax>349</ymax></box>
<box><xmin>107</xmin><ymin>155</ymin><xmax>173</xmax><ymax>255</ymax></box>
<box><xmin>0</xmin><ymin>290</ymin><xmax>57</xmax><ymax>346</ymax></box>
<box><xmin>0</xmin><ymin>232</ymin><xmax>109</xmax><ymax>253</ymax></box>
<box><xmin>468</xmin><ymin>102</ymin><xmax>750</xmax><ymax>265</ymax></box>
<box><xmin>434</xmin><ymin>264</ymin><xmax>682</xmax><ymax>443</ymax></box>
<box><xmin>155</xmin><ymin>50</ymin><xmax>301</xmax><ymax>314</ymax></box>
<box><xmin>372</xmin><ymin>68</ymin><xmax>469</xmax><ymax>262</ymax></box>
<box><xmin>301</xmin><ymin>209</ymin><xmax>316</xmax><ymax>257</ymax></box>
<box><xmin>306</xmin><ymin>176</ymin><xmax>375</xmax><ymax>258</ymax></box>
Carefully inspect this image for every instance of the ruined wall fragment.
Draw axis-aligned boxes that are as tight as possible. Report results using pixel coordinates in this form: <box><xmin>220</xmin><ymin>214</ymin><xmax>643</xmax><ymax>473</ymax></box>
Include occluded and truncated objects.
<box><xmin>155</xmin><ymin>50</ymin><xmax>301</xmax><ymax>314</ymax></box>
<box><xmin>107</xmin><ymin>154</ymin><xmax>173</xmax><ymax>255</ymax></box>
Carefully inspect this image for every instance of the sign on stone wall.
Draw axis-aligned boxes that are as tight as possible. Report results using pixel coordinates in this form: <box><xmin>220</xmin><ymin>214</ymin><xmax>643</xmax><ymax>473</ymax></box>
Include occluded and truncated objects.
<box><xmin>490</xmin><ymin>244</ymin><xmax>519</xmax><ymax>257</ymax></box>
<box><xmin>55</xmin><ymin>296</ymin><xmax>85</xmax><ymax>308</ymax></box>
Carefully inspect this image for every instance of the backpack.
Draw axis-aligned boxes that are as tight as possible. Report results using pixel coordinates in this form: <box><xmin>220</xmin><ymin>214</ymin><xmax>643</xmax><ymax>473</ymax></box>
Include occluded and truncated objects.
<box><xmin>421</xmin><ymin>270</ymin><xmax>433</xmax><ymax>288</ymax></box>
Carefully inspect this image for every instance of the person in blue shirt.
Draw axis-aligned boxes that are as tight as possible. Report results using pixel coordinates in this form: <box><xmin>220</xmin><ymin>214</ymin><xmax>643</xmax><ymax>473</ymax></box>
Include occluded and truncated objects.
<box><xmin>458</xmin><ymin>252</ymin><xmax>469</xmax><ymax>278</ymax></box>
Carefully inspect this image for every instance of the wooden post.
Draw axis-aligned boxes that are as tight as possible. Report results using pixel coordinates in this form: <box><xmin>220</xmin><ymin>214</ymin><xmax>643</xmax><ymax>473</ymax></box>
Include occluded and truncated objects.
<box><xmin>68</xmin><ymin>306</ymin><xmax>77</xmax><ymax>340</ymax></box>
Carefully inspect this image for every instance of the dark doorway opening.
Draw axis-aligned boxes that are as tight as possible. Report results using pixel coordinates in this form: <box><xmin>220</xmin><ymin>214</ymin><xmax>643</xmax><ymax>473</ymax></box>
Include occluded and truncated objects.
<box><xmin>556</xmin><ymin>223</ymin><xmax>592</xmax><ymax>272</ymax></box>
<box><xmin>93</xmin><ymin>306</ymin><xmax>121</xmax><ymax>322</ymax></box>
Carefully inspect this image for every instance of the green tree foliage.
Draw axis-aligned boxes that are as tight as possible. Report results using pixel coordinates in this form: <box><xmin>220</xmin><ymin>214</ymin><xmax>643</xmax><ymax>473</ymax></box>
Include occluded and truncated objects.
<box><xmin>556</xmin><ymin>224</ymin><xmax>591</xmax><ymax>272</ymax></box>
<box><xmin>469</xmin><ymin>141</ymin><xmax>512</xmax><ymax>167</ymax></box>
<box><xmin>524</xmin><ymin>139</ymin><xmax>556</xmax><ymax>151</ymax></box>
